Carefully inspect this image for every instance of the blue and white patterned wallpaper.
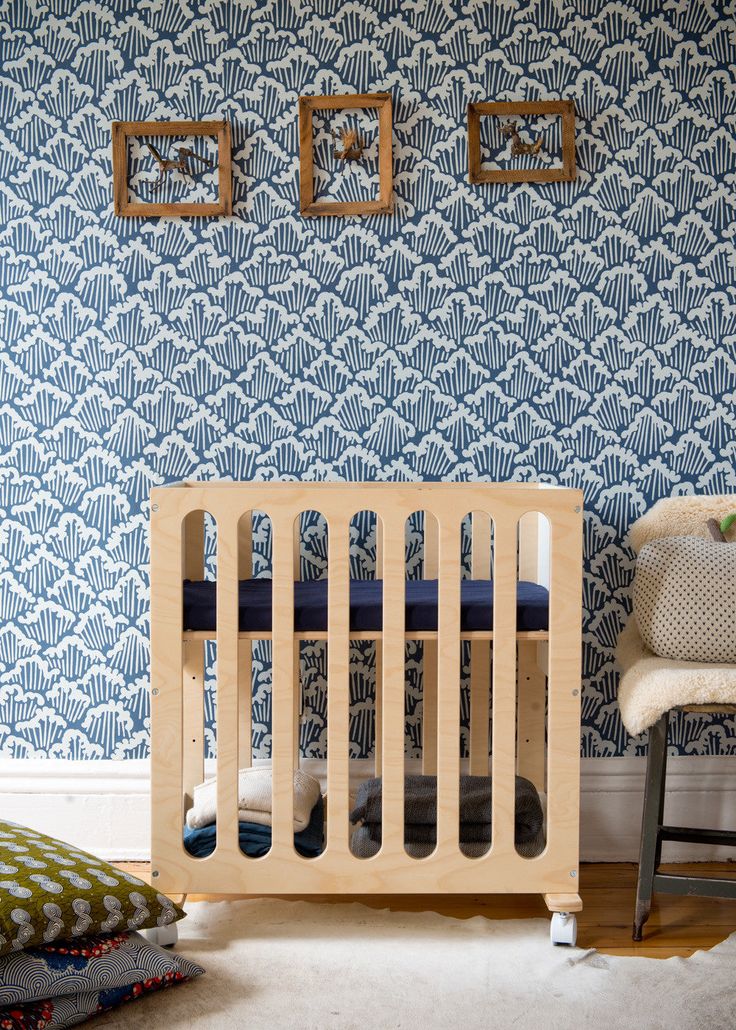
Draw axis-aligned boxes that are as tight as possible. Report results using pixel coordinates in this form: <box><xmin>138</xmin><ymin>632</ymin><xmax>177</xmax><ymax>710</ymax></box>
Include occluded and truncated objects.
<box><xmin>1</xmin><ymin>0</ymin><xmax>735</xmax><ymax>761</ymax></box>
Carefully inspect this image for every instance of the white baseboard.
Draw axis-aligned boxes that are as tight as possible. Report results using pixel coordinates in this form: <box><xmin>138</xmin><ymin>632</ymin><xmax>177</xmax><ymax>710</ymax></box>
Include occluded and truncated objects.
<box><xmin>3</xmin><ymin>757</ymin><xmax>736</xmax><ymax>865</ymax></box>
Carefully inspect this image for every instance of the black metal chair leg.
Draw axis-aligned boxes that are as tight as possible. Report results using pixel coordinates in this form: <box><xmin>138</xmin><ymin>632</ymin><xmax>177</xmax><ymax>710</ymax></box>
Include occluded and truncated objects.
<box><xmin>633</xmin><ymin>712</ymin><xmax>669</xmax><ymax>941</ymax></box>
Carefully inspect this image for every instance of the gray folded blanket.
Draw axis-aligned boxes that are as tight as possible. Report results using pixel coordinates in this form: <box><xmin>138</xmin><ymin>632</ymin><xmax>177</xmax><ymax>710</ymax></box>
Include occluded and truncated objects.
<box><xmin>350</xmin><ymin>774</ymin><xmax>544</xmax><ymax>845</ymax></box>
<box><xmin>350</xmin><ymin>825</ymin><xmax>546</xmax><ymax>860</ymax></box>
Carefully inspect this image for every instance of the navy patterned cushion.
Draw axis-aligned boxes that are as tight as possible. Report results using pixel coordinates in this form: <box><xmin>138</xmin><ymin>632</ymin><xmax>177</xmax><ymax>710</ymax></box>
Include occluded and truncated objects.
<box><xmin>0</xmin><ymin>931</ymin><xmax>203</xmax><ymax>1027</ymax></box>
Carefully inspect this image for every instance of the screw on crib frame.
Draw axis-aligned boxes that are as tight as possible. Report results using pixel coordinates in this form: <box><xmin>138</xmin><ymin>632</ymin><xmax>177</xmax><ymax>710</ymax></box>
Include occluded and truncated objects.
<box><xmin>633</xmin><ymin>705</ymin><xmax>736</xmax><ymax>941</ymax></box>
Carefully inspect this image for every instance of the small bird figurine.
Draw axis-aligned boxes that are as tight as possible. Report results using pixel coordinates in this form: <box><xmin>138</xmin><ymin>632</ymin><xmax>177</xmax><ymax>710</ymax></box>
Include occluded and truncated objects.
<box><xmin>499</xmin><ymin>120</ymin><xmax>543</xmax><ymax>155</ymax></box>
<box><xmin>145</xmin><ymin>142</ymin><xmax>214</xmax><ymax>192</ymax></box>
<box><xmin>331</xmin><ymin>126</ymin><xmax>365</xmax><ymax>161</ymax></box>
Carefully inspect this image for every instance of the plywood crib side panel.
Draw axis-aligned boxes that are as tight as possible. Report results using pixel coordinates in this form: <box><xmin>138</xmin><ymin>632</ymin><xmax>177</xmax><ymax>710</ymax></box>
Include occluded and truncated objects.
<box><xmin>151</xmin><ymin>482</ymin><xmax>582</xmax><ymax>898</ymax></box>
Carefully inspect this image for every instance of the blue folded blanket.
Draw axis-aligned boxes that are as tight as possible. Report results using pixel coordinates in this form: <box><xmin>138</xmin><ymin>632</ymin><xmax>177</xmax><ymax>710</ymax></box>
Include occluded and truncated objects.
<box><xmin>183</xmin><ymin>794</ymin><xmax>324</xmax><ymax>858</ymax></box>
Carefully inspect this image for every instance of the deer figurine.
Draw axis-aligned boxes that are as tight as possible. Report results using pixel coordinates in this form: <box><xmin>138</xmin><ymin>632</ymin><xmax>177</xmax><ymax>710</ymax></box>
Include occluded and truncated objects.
<box><xmin>331</xmin><ymin>127</ymin><xmax>365</xmax><ymax>161</ymax></box>
<box><xmin>145</xmin><ymin>142</ymin><xmax>214</xmax><ymax>192</ymax></box>
<box><xmin>499</xmin><ymin>120</ymin><xmax>543</xmax><ymax>156</ymax></box>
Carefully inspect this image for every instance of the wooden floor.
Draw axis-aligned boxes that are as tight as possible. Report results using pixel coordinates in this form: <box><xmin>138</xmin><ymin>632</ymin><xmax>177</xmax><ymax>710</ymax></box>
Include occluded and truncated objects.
<box><xmin>123</xmin><ymin>861</ymin><xmax>736</xmax><ymax>959</ymax></box>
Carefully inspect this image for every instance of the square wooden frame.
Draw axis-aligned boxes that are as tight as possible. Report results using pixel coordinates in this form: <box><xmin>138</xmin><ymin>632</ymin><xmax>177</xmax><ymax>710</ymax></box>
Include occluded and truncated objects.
<box><xmin>468</xmin><ymin>100</ymin><xmax>576</xmax><ymax>184</ymax></box>
<box><xmin>298</xmin><ymin>94</ymin><xmax>393</xmax><ymax>217</ymax></box>
<box><xmin>112</xmin><ymin>120</ymin><xmax>232</xmax><ymax>217</ymax></box>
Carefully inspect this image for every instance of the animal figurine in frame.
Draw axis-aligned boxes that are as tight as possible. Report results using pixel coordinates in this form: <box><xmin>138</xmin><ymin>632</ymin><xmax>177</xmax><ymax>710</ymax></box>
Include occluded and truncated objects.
<box><xmin>499</xmin><ymin>119</ymin><xmax>543</xmax><ymax>156</ymax></box>
<box><xmin>331</xmin><ymin>126</ymin><xmax>365</xmax><ymax>161</ymax></box>
<box><xmin>144</xmin><ymin>142</ymin><xmax>214</xmax><ymax>193</ymax></box>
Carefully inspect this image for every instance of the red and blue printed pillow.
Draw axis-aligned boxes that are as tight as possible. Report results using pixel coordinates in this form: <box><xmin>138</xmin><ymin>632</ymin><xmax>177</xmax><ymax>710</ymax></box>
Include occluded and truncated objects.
<box><xmin>0</xmin><ymin>930</ymin><xmax>203</xmax><ymax>1029</ymax></box>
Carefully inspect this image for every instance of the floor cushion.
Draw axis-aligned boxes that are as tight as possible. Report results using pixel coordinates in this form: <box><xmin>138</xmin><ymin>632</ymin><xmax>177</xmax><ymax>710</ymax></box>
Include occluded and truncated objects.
<box><xmin>0</xmin><ymin>930</ymin><xmax>203</xmax><ymax>1028</ymax></box>
<box><xmin>0</xmin><ymin>821</ymin><xmax>184</xmax><ymax>958</ymax></box>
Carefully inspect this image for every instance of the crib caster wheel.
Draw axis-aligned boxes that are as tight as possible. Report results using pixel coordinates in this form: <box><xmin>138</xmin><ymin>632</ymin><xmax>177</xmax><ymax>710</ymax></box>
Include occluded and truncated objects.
<box><xmin>144</xmin><ymin>923</ymin><xmax>179</xmax><ymax>948</ymax></box>
<box><xmin>550</xmin><ymin>912</ymin><xmax>576</xmax><ymax>946</ymax></box>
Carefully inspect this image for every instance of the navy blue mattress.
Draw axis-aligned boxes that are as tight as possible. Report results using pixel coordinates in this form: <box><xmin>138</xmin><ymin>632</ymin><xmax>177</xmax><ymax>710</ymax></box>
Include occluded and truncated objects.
<box><xmin>183</xmin><ymin>578</ymin><xmax>549</xmax><ymax>633</ymax></box>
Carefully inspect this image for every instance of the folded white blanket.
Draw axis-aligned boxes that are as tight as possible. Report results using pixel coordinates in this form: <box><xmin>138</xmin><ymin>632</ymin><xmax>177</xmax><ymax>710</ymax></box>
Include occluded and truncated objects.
<box><xmin>186</xmin><ymin>768</ymin><xmax>321</xmax><ymax>832</ymax></box>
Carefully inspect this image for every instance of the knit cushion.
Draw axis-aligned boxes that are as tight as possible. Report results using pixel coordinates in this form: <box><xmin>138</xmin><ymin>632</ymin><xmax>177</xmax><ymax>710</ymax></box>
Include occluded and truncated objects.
<box><xmin>633</xmin><ymin>537</ymin><xmax>736</xmax><ymax>663</ymax></box>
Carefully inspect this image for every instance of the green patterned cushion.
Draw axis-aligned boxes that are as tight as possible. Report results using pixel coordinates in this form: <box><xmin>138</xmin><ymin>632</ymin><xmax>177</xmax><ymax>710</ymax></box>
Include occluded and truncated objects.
<box><xmin>0</xmin><ymin>820</ymin><xmax>184</xmax><ymax>957</ymax></box>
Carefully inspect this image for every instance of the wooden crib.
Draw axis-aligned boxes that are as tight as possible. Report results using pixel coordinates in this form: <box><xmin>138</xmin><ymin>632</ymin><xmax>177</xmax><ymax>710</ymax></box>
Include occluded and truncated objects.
<box><xmin>149</xmin><ymin>482</ymin><xmax>583</xmax><ymax>944</ymax></box>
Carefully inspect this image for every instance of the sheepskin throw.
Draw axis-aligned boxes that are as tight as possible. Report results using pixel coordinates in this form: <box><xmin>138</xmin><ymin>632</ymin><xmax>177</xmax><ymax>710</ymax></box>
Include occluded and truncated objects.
<box><xmin>633</xmin><ymin>537</ymin><xmax>736</xmax><ymax>663</ymax></box>
<box><xmin>617</xmin><ymin>495</ymin><xmax>736</xmax><ymax>736</ymax></box>
<box><xmin>617</xmin><ymin>621</ymin><xmax>736</xmax><ymax>736</ymax></box>
<box><xmin>628</xmin><ymin>495</ymin><xmax>736</xmax><ymax>554</ymax></box>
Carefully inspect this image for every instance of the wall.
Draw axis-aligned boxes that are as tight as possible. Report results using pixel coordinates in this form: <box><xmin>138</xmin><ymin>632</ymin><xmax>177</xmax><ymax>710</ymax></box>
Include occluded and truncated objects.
<box><xmin>1</xmin><ymin>0</ymin><xmax>735</xmax><ymax>763</ymax></box>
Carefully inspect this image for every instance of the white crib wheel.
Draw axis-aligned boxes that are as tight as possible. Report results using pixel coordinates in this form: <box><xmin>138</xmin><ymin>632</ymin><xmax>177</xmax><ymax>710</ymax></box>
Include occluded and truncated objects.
<box><xmin>144</xmin><ymin>923</ymin><xmax>179</xmax><ymax>948</ymax></box>
<box><xmin>550</xmin><ymin>912</ymin><xmax>577</xmax><ymax>946</ymax></box>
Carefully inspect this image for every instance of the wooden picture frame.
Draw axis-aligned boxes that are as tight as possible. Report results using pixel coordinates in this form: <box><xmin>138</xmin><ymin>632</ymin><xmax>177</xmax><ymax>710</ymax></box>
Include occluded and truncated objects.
<box><xmin>112</xmin><ymin>120</ymin><xmax>232</xmax><ymax>217</ymax></box>
<box><xmin>467</xmin><ymin>100</ymin><xmax>576</xmax><ymax>184</ymax></box>
<box><xmin>298</xmin><ymin>94</ymin><xmax>393</xmax><ymax>217</ymax></box>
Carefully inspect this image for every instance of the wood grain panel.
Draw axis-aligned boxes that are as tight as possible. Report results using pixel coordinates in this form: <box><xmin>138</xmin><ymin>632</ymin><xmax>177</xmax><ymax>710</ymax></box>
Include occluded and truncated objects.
<box><xmin>270</xmin><ymin>514</ymin><xmax>295</xmax><ymax>860</ymax></box>
<box><xmin>151</xmin><ymin>483</ymin><xmax>582</xmax><ymax>903</ymax></box>
<box><xmin>326</xmin><ymin>515</ymin><xmax>350</xmax><ymax>853</ymax></box>
<box><xmin>381</xmin><ymin>513</ymin><xmax>406</xmax><ymax>857</ymax></box>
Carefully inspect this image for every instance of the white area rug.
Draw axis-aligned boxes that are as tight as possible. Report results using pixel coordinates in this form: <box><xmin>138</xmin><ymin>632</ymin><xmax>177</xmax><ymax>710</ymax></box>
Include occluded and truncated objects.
<box><xmin>101</xmin><ymin>900</ymin><xmax>735</xmax><ymax>1030</ymax></box>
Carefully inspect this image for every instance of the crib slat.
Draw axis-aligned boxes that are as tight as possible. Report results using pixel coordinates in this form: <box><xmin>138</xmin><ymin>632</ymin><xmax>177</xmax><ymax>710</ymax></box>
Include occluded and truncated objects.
<box><xmin>293</xmin><ymin>640</ymin><xmax>301</xmax><ymax>766</ymax></box>
<box><xmin>215</xmin><ymin>513</ymin><xmax>242</xmax><ymax>866</ymax></box>
<box><xmin>436</xmin><ymin>515</ymin><xmax>461</xmax><ymax>851</ymax></box>
<box><xmin>374</xmin><ymin>640</ymin><xmax>382</xmax><ymax>771</ymax></box>
<box><xmin>516</xmin><ymin>641</ymin><xmax>545</xmax><ymax>791</ymax></box>
<box><xmin>326</xmin><ymin>516</ymin><xmax>350</xmax><ymax>852</ymax></box>
<box><xmin>182</xmin><ymin>640</ymin><xmax>204</xmax><ymax>801</ymax></box>
<box><xmin>545</xmin><ymin>503</ymin><xmax>582</xmax><ymax>867</ymax></box>
<box><xmin>183</xmin><ymin>509</ymin><xmax>204</xmax><ymax>580</ymax></box>
<box><xmin>293</xmin><ymin>516</ymin><xmax>301</xmax><ymax>768</ymax></box>
<box><xmin>470</xmin><ymin>511</ymin><xmax>492</xmax><ymax>776</ymax></box>
<box><xmin>150</xmin><ymin>497</ymin><xmax>185</xmax><ymax>884</ymax></box>
<box><xmin>239</xmin><ymin>510</ymin><xmax>252</xmax><ymax>578</ymax></box>
<box><xmin>422</xmin><ymin>513</ymin><xmax>438</xmax><ymax>775</ymax></box>
<box><xmin>238</xmin><ymin>511</ymin><xmax>253</xmax><ymax>769</ymax></box>
<box><xmin>490</xmin><ymin>515</ymin><xmax>518</xmax><ymax>857</ymax></box>
<box><xmin>381</xmin><ymin>516</ymin><xmax>405</xmax><ymax>854</ymax></box>
<box><xmin>375</xmin><ymin>512</ymin><xmax>383</xmax><ymax>573</ymax></box>
<box><xmin>239</xmin><ymin>640</ymin><xmax>252</xmax><ymax>768</ymax></box>
<box><xmin>518</xmin><ymin>511</ymin><xmax>539</xmax><ymax>582</ymax></box>
<box><xmin>182</xmin><ymin>510</ymin><xmax>206</xmax><ymax>794</ymax></box>
<box><xmin>374</xmin><ymin>515</ymin><xmax>384</xmax><ymax>771</ymax></box>
<box><xmin>271</xmin><ymin>513</ymin><xmax>296</xmax><ymax>857</ymax></box>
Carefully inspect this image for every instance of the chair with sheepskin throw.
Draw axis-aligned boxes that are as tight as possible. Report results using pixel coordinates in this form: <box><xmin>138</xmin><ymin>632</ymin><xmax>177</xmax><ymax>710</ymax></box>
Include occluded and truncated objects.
<box><xmin>616</xmin><ymin>495</ymin><xmax>736</xmax><ymax>941</ymax></box>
